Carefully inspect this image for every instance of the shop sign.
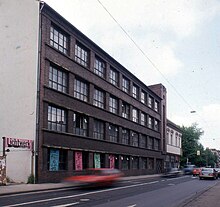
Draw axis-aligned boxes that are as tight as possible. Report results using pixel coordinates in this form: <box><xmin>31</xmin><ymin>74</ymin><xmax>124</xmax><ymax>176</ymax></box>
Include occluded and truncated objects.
<box><xmin>5</xmin><ymin>137</ymin><xmax>33</xmax><ymax>150</ymax></box>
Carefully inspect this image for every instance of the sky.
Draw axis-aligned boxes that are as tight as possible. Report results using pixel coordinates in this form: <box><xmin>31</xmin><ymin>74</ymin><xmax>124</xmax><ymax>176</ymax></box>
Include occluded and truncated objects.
<box><xmin>44</xmin><ymin>0</ymin><xmax>220</xmax><ymax>149</ymax></box>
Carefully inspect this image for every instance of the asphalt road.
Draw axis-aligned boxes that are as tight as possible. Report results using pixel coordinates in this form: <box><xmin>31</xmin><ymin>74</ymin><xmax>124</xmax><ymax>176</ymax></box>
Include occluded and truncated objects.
<box><xmin>0</xmin><ymin>176</ymin><xmax>218</xmax><ymax>207</ymax></box>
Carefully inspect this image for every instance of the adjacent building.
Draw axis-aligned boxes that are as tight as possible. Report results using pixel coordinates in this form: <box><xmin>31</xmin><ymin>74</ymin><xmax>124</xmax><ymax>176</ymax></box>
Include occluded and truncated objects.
<box><xmin>1</xmin><ymin>1</ymin><xmax>167</xmax><ymax>183</ymax></box>
<box><xmin>165</xmin><ymin>120</ymin><xmax>182</xmax><ymax>169</ymax></box>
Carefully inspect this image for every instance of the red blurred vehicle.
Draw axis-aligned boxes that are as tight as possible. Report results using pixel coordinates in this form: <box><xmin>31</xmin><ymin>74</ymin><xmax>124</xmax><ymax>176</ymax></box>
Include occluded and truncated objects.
<box><xmin>64</xmin><ymin>168</ymin><xmax>123</xmax><ymax>187</ymax></box>
<box><xmin>192</xmin><ymin>167</ymin><xmax>201</xmax><ymax>176</ymax></box>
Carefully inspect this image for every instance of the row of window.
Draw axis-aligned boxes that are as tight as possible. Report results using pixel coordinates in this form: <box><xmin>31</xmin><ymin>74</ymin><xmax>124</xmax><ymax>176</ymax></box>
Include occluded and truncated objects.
<box><xmin>48</xmin><ymin>105</ymin><xmax>161</xmax><ymax>150</ymax></box>
<box><xmin>49</xmin><ymin>24</ymin><xmax>159</xmax><ymax>112</ymax></box>
<box><xmin>47</xmin><ymin>148</ymin><xmax>155</xmax><ymax>171</ymax></box>
<box><xmin>49</xmin><ymin>64</ymin><xmax>160</xmax><ymax>130</ymax></box>
<box><xmin>167</xmin><ymin>128</ymin><xmax>182</xmax><ymax>148</ymax></box>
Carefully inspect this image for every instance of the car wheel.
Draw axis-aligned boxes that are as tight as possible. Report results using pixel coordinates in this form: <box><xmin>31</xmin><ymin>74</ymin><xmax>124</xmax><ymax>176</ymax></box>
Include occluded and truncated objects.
<box><xmin>199</xmin><ymin>177</ymin><xmax>202</xmax><ymax>180</ymax></box>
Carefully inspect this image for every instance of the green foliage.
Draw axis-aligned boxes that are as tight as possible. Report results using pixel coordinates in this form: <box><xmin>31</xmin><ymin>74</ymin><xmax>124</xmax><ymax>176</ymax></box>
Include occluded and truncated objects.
<box><xmin>27</xmin><ymin>174</ymin><xmax>35</xmax><ymax>184</ymax></box>
<box><xmin>180</xmin><ymin>123</ymin><xmax>204</xmax><ymax>166</ymax></box>
<box><xmin>180</xmin><ymin>123</ymin><xmax>217</xmax><ymax>167</ymax></box>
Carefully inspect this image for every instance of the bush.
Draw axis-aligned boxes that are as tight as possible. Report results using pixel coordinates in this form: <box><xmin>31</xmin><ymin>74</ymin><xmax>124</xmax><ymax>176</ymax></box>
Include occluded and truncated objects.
<box><xmin>27</xmin><ymin>174</ymin><xmax>35</xmax><ymax>184</ymax></box>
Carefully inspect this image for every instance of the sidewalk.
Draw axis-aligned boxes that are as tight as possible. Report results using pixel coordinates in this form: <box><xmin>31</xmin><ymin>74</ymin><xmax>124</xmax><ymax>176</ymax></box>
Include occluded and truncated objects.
<box><xmin>0</xmin><ymin>174</ymin><xmax>161</xmax><ymax>196</ymax></box>
<box><xmin>180</xmin><ymin>180</ymin><xmax>220</xmax><ymax>207</ymax></box>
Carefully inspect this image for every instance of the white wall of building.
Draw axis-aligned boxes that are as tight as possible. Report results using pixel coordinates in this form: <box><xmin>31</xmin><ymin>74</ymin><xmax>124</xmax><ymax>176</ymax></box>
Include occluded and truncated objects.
<box><xmin>167</xmin><ymin>145</ymin><xmax>181</xmax><ymax>155</ymax></box>
<box><xmin>167</xmin><ymin>126</ymin><xmax>182</xmax><ymax>156</ymax></box>
<box><xmin>0</xmin><ymin>0</ymin><xmax>39</xmax><ymax>183</ymax></box>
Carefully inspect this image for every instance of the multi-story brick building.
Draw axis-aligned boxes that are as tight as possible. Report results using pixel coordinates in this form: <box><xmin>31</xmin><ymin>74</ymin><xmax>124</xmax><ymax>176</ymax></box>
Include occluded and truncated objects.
<box><xmin>1</xmin><ymin>1</ymin><xmax>167</xmax><ymax>183</ymax></box>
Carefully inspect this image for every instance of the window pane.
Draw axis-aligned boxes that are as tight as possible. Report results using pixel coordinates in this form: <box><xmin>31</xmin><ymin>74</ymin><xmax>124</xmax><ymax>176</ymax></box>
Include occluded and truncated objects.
<box><xmin>50</xmin><ymin>25</ymin><xmax>69</xmax><ymax>54</ymax></box>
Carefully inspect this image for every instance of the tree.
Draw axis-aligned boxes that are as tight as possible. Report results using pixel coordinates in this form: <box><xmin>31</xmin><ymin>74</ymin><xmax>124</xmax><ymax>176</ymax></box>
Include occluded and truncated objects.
<box><xmin>180</xmin><ymin>123</ymin><xmax>204</xmax><ymax>166</ymax></box>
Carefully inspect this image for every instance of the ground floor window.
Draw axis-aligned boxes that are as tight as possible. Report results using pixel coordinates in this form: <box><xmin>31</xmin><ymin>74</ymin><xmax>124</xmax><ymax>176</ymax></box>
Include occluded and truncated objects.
<box><xmin>141</xmin><ymin>157</ymin><xmax>147</xmax><ymax>169</ymax></box>
<box><xmin>132</xmin><ymin>157</ymin><xmax>139</xmax><ymax>169</ymax></box>
<box><xmin>94</xmin><ymin>153</ymin><xmax>105</xmax><ymax>168</ymax></box>
<box><xmin>48</xmin><ymin>148</ymin><xmax>68</xmax><ymax>171</ymax></box>
<box><xmin>121</xmin><ymin>156</ymin><xmax>130</xmax><ymax>170</ymax></box>
<box><xmin>148</xmin><ymin>158</ymin><xmax>154</xmax><ymax>170</ymax></box>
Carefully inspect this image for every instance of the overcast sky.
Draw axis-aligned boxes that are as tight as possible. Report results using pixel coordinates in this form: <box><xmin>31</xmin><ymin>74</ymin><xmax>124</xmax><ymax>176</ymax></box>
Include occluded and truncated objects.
<box><xmin>44</xmin><ymin>0</ymin><xmax>220</xmax><ymax>149</ymax></box>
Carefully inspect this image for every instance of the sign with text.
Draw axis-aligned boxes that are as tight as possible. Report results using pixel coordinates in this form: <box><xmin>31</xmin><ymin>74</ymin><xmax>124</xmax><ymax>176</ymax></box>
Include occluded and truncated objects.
<box><xmin>5</xmin><ymin>137</ymin><xmax>33</xmax><ymax>150</ymax></box>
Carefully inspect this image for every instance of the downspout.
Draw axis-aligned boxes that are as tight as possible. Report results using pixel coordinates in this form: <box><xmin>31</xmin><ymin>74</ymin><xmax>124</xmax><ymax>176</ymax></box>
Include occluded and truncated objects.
<box><xmin>35</xmin><ymin>1</ymin><xmax>44</xmax><ymax>183</ymax></box>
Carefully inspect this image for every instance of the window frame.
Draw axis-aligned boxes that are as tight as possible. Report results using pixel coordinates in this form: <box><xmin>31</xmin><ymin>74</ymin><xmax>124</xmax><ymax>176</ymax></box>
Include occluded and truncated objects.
<box><xmin>48</xmin><ymin>148</ymin><xmax>68</xmax><ymax>171</ymax></box>
<box><xmin>122</xmin><ymin>102</ymin><xmax>130</xmax><ymax>119</ymax></box>
<box><xmin>122</xmin><ymin>128</ymin><xmax>129</xmax><ymax>145</ymax></box>
<box><xmin>132</xmin><ymin>84</ymin><xmax>139</xmax><ymax>99</ymax></box>
<box><xmin>93</xmin><ymin>88</ymin><xmax>105</xmax><ymax>109</ymax></box>
<box><xmin>50</xmin><ymin>25</ymin><xmax>69</xmax><ymax>55</ymax></box>
<box><xmin>75</xmin><ymin>42</ymin><xmax>89</xmax><ymax>67</ymax></box>
<box><xmin>73</xmin><ymin>112</ymin><xmax>88</xmax><ymax>136</ymax></box>
<box><xmin>141</xmin><ymin>91</ymin><xmax>147</xmax><ymax>104</ymax></box>
<box><xmin>49</xmin><ymin>64</ymin><xmax>68</xmax><ymax>93</ymax></box>
<box><xmin>140</xmin><ymin>135</ymin><xmax>147</xmax><ymax>148</ymax></box>
<box><xmin>131</xmin><ymin>131</ymin><xmax>139</xmax><ymax>147</ymax></box>
<box><xmin>109</xmin><ymin>67</ymin><xmax>119</xmax><ymax>86</ymax></box>
<box><xmin>109</xmin><ymin>124</ymin><xmax>119</xmax><ymax>143</ymax></box>
<box><xmin>93</xmin><ymin>119</ymin><xmax>104</xmax><ymax>140</ymax></box>
<box><xmin>141</xmin><ymin>112</ymin><xmax>147</xmax><ymax>126</ymax></box>
<box><xmin>94</xmin><ymin>56</ymin><xmax>106</xmax><ymax>78</ymax></box>
<box><xmin>132</xmin><ymin>108</ymin><xmax>139</xmax><ymax>123</ymax></box>
<box><xmin>109</xmin><ymin>96</ymin><xmax>118</xmax><ymax>114</ymax></box>
<box><xmin>47</xmin><ymin>105</ymin><xmax>67</xmax><ymax>132</ymax></box>
<box><xmin>122</xmin><ymin>77</ymin><xmax>130</xmax><ymax>93</ymax></box>
<box><xmin>74</xmin><ymin>78</ymin><xmax>88</xmax><ymax>102</ymax></box>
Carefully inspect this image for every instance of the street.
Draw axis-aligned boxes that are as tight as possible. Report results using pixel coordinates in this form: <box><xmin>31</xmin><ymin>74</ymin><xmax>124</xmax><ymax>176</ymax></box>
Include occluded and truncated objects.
<box><xmin>0</xmin><ymin>176</ymin><xmax>218</xmax><ymax>207</ymax></box>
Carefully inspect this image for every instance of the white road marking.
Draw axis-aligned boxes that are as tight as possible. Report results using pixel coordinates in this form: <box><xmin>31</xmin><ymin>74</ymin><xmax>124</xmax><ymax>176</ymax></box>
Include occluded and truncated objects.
<box><xmin>2</xmin><ymin>181</ymin><xmax>159</xmax><ymax>207</ymax></box>
<box><xmin>127</xmin><ymin>204</ymin><xmax>137</xmax><ymax>207</ymax></box>
<box><xmin>80</xmin><ymin>198</ymin><xmax>90</xmax><ymax>202</ymax></box>
<box><xmin>52</xmin><ymin>202</ymin><xmax>79</xmax><ymax>207</ymax></box>
<box><xmin>0</xmin><ymin>187</ymin><xmax>77</xmax><ymax>198</ymax></box>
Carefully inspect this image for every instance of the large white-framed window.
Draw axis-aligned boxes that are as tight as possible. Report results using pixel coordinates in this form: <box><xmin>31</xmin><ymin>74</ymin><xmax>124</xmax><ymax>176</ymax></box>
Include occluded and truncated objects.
<box><xmin>109</xmin><ymin>96</ymin><xmax>118</xmax><ymax>114</ymax></box>
<box><xmin>94</xmin><ymin>56</ymin><xmax>106</xmax><ymax>78</ymax></box>
<box><xmin>93</xmin><ymin>88</ymin><xmax>104</xmax><ymax>109</ymax></box>
<box><xmin>122</xmin><ymin>77</ymin><xmax>129</xmax><ymax>93</ymax></box>
<box><xmin>48</xmin><ymin>105</ymin><xmax>67</xmax><ymax>132</ymax></box>
<box><xmin>75</xmin><ymin>42</ymin><xmax>89</xmax><ymax>67</ymax></box>
<box><xmin>49</xmin><ymin>65</ymin><xmax>67</xmax><ymax>93</ymax></box>
<box><xmin>132</xmin><ymin>108</ymin><xmax>138</xmax><ymax>123</ymax></box>
<box><xmin>74</xmin><ymin>79</ymin><xmax>88</xmax><ymax>102</ymax></box>
<box><xmin>50</xmin><ymin>25</ymin><xmax>69</xmax><ymax>55</ymax></box>
<box><xmin>109</xmin><ymin>67</ymin><xmax>119</xmax><ymax>86</ymax></box>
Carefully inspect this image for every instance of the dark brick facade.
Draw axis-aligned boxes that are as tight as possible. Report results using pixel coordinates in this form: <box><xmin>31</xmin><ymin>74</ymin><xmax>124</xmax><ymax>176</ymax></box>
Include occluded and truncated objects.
<box><xmin>36</xmin><ymin>3</ymin><xmax>167</xmax><ymax>183</ymax></box>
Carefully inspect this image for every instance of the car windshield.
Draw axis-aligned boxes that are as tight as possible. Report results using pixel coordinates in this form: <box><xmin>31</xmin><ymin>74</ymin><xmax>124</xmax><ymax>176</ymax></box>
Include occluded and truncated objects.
<box><xmin>202</xmin><ymin>168</ymin><xmax>213</xmax><ymax>172</ymax></box>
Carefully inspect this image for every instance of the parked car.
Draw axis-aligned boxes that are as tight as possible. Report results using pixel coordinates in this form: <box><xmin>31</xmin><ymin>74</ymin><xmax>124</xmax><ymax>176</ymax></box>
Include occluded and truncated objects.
<box><xmin>214</xmin><ymin>168</ymin><xmax>220</xmax><ymax>178</ymax></box>
<box><xmin>183</xmin><ymin>164</ymin><xmax>196</xmax><ymax>175</ymax></box>
<box><xmin>162</xmin><ymin>167</ymin><xmax>182</xmax><ymax>177</ymax></box>
<box><xmin>199</xmin><ymin>168</ymin><xmax>218</xmax><ymax>180</ymax></box>
<box><xmin>63</xmin><ymin>168</ymin><xmax>124</xmax><ymax>187</ymax></box>
<box><xmin>192</xmin><ymin>167</ymin><xmax>201</xmax><ymax>176</ymax></box>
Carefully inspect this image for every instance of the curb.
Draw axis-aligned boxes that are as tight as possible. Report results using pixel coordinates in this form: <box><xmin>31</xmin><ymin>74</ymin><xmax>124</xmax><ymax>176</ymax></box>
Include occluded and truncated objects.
<box><xmin>177</xmin><ymin>181</ymin><xmax>219</xmax><ymax>207</ymax></box>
